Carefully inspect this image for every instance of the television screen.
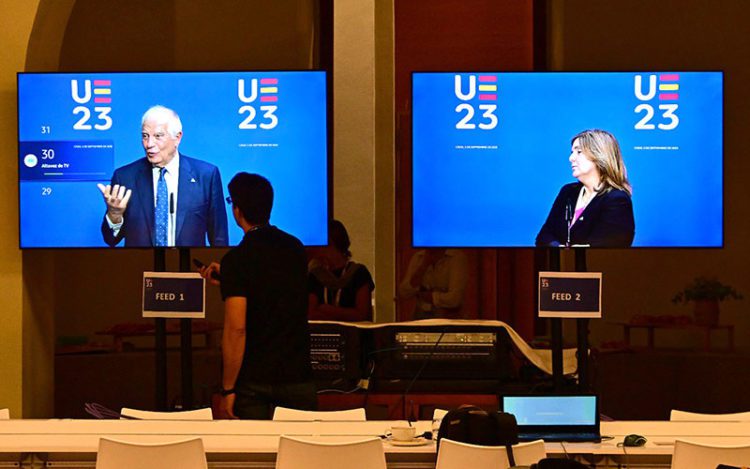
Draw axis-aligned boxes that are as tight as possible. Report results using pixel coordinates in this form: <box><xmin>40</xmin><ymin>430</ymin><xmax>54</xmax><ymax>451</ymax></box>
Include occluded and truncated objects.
<box><xmin>412</xmin><ymin>72</ymin><xmax>723</xmax><ymax>248</ymax></box>
<box><xmin>18</xmin><ymin>71</ymin><xmax>328</xmax><ymax>248</ymax></box>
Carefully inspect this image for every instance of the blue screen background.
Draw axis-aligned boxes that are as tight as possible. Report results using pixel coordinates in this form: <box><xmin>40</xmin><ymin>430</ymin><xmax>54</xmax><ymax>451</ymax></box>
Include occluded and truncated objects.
<box><xmin>18</xmin><ymin>71</ymin><xmax>328</xmax><ymax>248</ymax></box>
<box><xmin>412</xmin><ymin>72</ymin><xmax>723</xmax><ymax>247</ymax></box>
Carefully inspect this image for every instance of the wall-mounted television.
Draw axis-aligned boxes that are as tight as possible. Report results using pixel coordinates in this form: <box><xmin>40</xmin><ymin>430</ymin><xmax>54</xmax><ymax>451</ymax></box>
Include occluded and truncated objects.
<box><xmin>412</xmin><ymin>71</ymin><xmax>723</xmax><ymax>248</ymax></box>
<box><xmin>18</xmin><ymin>71</ymin><xmax>329</xmax><ymax>248</ymax></box>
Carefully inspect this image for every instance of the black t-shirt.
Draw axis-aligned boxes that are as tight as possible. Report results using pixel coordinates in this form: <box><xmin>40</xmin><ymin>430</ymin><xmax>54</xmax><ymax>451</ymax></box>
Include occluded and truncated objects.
<box><xmin>220</xmin><ymin>225</ymin><xmax>311</xmax><ymax>384</ymax></box>
<box><xmin>308</xmin><ymin>263</ymin><xmax>375</xmax><ymax>309</ymax></box>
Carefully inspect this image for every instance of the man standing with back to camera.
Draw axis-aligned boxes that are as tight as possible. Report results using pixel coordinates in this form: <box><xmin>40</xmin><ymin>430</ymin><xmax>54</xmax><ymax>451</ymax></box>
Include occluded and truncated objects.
<box><xmin>200</xmin><ymin>173</ymin><xmax>316</xmax><ymax>419</ymax></box>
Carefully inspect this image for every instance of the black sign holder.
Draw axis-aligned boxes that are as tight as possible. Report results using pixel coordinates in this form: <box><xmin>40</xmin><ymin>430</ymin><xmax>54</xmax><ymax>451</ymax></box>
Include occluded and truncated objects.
<box><xmin>154</xmin><ymin>248</ymin><xmax>167</xmax><ymax>411</ymax></box>
<box><xmin>574</xmin><ymin>248</ymin><xmax>589</xmax><ymax>392</ymax></box>
<box><xmin>548</xmin><ymin>249</ymin><xmax>564</xmax><ymax>391</ymax></box>
<box><xmin>547</xmin><ymin>247</ymin><xmax>591</xmax><ymax>393</ymax></box>
<box><xmin>152</xmin><ymin>248</ymin><xmax>195</xmax><ymax>411</ymax></box>
<box><xmin>179</xmin><ymin>248</ymin><xmax>193</xmax><ymax>410</ymax></box>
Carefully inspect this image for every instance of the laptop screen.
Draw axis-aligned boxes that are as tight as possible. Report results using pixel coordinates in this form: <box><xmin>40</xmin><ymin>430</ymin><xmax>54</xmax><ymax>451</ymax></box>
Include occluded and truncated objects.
<box><xmin>502</xmin><ymin>395</ymin><xmax>598</xmax><ymax>427</ymax></box>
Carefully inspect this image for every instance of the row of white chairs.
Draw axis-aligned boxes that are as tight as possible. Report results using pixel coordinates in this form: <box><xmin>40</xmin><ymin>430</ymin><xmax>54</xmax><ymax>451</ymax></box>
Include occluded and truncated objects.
<box><xmin>94</xmin><ymin>435</ymin><xmax>750</xmax><ymax>469</ymax></box>
<box><xmin>95</xmin><ymin>436</ymin><xmax>546</xmax><ymax>469</ymax></box>
<box><xmin>101</xmin><ymin>405</ymin><xmax>750</xmax><ymax>469</ymax></box>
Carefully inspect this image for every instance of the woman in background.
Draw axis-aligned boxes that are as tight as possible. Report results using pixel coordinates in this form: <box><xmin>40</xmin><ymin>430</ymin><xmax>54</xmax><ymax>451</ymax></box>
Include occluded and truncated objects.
<box><xmin>536</xmin><ymin>129</ymin><xmax>635</xmax><ymax>247</ymax></box>
<box><xmin>308</xmin><ymin>220</ymin><xmax>374</xmax><ymax>321</ymax></box>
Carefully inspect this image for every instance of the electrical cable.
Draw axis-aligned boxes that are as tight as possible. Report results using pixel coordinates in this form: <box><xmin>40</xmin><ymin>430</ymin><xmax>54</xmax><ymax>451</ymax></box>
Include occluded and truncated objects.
<box><xmin>400</xmin><ymin>330</ymin><xmax>447</xmax><ymax>423</ymax></box>
<box><xmin>84</xmin><ymin>403</ymin><xmax>139</xmax><ymax>419</ymax></box>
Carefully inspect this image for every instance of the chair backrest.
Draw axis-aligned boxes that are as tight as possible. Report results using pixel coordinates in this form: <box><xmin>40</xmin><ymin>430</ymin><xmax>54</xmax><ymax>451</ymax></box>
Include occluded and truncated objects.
<box><xmin>671</xmin><ymin>439</ymin><xmax>750</xmax><ymax>469</ymax></box>
<box><xmin>433</xmin><ymin>408</ymin><xmax>449</xmax><ymax>421</ymax></box>
<box><xmin>670</xmin><ymin>409</ymin><xmax>750</xmax><ymax>421</ymax></box>
<box><xmin>120</xmin><ymin>407</ymin><xmax>213</xmax><ymax>420</ymax></box>
<box><xmin>0</xmin><ymin>408</ymin><xmax>9</xmax><ymax>419</ymax></box>
<box><xmin>436</xmin><ymin>438</ymin><xmax>546</xmax><ymax>469</ymax></box>
<box><xmin>275</xmin><ymin>435</ymin><xmax>386</xmax><ymax>469</ymax></box>
<box><xmin>96</xmin><ymin>437</ymin><xmax>207</xmax><ymax>469</ymax></box>
<box><xmin>272</xmin><ymin>406</ymin><xmax>366</xmax><ymax>421</ymax></box>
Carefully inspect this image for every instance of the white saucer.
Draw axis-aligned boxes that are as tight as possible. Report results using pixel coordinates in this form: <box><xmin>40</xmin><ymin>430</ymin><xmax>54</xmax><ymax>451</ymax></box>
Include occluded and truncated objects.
<box><xmin>389</xmin><ymin>437</ymin><xmax>430</xmax><ymax>447</ymax></box>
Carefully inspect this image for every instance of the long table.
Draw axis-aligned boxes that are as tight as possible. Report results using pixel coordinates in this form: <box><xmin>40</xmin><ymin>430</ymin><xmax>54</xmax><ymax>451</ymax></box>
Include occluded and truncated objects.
<box><xmin>1</xmin><ymin>419</ymin><xmax>749</xmax><ymax>468</ymax></box>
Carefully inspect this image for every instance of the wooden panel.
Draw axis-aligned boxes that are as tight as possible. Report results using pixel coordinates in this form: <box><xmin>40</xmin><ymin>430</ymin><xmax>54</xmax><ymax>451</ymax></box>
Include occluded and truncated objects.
<box><xmin>394</xmin><ymin>0</ymin><xmax>536</xmax><ymax>335</ymax></box>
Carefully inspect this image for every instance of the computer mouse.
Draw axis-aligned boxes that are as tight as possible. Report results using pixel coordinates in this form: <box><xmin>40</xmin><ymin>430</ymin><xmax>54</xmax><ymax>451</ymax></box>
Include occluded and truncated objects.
<box><xmin>623</xmin><ymin>434</ymin><xmax>647</xmax><ymax>446</ymax></box>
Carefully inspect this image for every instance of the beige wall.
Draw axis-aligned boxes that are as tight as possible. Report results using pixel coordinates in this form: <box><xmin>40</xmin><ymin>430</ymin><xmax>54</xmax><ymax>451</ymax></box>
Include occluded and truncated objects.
<box><xmin>0</xmin><ymin>0</ymin><xmax>45</xmax><ymax>418</ymax></box>
<box><xmin>374</xmin><ymin>0</ymin><xmax>395</xmax><ymax>322</ymax></box>
<box><xmin>549</xmin><ymin>0</ymin><xmax>750</xmax><ymax>349</ymax></box>
<box><xmin>334</xmin><ymin>0</ymin><xmax>396</xmax><ymax>321</ymax></box>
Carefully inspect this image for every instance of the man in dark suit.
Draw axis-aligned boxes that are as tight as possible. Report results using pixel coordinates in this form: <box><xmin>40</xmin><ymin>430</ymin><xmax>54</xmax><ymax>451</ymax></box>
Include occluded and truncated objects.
<box><xmin>97</xmin><ymin>105</ymin><xmax>228</xmax><ymax>247</ymax></box>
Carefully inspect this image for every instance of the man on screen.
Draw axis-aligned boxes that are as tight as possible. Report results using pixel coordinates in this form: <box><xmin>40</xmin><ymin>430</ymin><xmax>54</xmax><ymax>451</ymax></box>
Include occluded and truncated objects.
<box><xmin>97</xmin><ymin>105</ymin><xmax>228</xmax><ymax>247</ymax></box>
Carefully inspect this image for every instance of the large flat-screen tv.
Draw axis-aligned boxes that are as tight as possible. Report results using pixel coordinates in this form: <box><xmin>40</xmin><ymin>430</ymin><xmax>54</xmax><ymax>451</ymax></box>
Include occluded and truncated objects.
<box><xmin>412</xmin><ymin>71</ymin><xmax>723</xmax><ymax>248</ymax></box>
<box><xmin>18</xmin><ymin>71</ymin><xmax>329</xmax><ymax>248</ymax></box>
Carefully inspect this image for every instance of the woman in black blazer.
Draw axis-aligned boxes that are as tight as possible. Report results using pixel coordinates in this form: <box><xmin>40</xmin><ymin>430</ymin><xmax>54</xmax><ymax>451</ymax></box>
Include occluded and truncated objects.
<box><xmin>536</xmin><ymin>129</ymin><xmax>635</xmax><ymax>247</ymax></box>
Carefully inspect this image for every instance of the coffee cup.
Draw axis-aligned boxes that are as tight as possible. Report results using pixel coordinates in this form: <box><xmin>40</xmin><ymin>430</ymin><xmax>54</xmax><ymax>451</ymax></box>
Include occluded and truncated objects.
<box><xmin>390</xmin><ymin>426</ymin><xmax>417</xmax><ymax>441</ymax></box>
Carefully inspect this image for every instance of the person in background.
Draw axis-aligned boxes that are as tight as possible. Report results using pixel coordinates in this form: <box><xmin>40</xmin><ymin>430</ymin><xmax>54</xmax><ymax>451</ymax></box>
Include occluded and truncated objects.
<box><xmin>536</xmin><ymin>129</ymin><xmax>635</xmax><ymax>247</ymax></box>
<box><xmin>199</xmin><ymin>173</ymin><xmax>315</xmax><ymax>419</ymax></box>
<box><xmin>398</xmin><ymin>249</ymin><xmax>468</xmax><ymax>319</ymax></box>
<box><xmin>308</xmin><ymin>219</ymin><xmax>375</xmax><ymax>322</ymax></box>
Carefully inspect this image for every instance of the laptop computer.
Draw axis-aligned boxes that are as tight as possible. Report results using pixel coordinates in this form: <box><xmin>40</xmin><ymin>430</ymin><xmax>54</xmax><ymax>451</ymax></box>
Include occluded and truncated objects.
<box><xmin>501</xmin><ymin>394</ymin><xmax>601</xmax><ymax>442</ymax></box>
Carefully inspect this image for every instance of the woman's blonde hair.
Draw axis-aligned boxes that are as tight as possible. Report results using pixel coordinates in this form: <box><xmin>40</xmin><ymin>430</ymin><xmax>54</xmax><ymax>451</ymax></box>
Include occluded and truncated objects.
<box><xmin>572</xmin><ymin>129</ymin><xmax>632</xmax><ymax>195</ymax></box>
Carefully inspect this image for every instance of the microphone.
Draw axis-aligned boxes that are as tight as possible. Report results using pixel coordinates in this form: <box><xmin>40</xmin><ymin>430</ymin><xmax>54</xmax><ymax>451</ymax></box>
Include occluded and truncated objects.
<box><xmin>169</xmin><ymin>193</ymin><xmax>175</xmax><ymax>246</ymax></box>
<box><xmin>400</xmin><ymin>329</ymin><xmax>446</xmax><ymax>425</ymax></box>
<box><xmin>565</xmin><ymin>198</ymin><xmax>573</xmax><ymax>247</ymax></box>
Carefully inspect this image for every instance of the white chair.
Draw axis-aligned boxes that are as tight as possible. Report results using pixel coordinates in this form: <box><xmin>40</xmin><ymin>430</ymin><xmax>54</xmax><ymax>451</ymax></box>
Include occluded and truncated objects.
<box><xmin>436</xmin><ymin>438</ymin><xmax>547</xmax><ymax>469</ymax></box>
<box><xmin>0</xmin><ymin>408</ymin><xmax>9</xmax><ymax>419</ymax></box>
<box><xmin>120</xmin><ymin>407</ymin><xmax>213</xmax><ymax>420</ymax></box>
<box><xmin>96</xmin><ymin>437</ymin><xmax>207</xmax><ymax>469</ymax></box>
<box><xmin>272</xmin><ymin>406</ymin><xmax>366</xmax><ymax>421</ymax></box>
<box><xmin>433</xmin><ymin>408</ymin><xmax>449</xmax><ymax>421</ymax></box>
<box><xmin>275</xmin><ymin>435</ymin><xmax>386</xmax><ymax>469</ymax></box>
<box><xmin>671</xmin><ymin>439</ymin><xmax>750</xmax><ymax>469</ymax></box>
<box><xmin>670</xmin><ymin>409</ymin><xmax>750</xmax><ymax>421</ymax></box>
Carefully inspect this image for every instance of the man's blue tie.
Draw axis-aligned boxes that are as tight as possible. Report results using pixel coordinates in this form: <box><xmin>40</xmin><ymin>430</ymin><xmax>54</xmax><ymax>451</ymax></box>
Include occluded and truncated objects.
<box><xmin>155</xmin><ymin>167</ymin><xmax>168</xmax><ymax>246</ymax></box>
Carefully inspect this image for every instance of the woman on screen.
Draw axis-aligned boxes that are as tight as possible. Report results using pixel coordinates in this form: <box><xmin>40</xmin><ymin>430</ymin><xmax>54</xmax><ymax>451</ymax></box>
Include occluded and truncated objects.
<box><xmin>536</xmin><ymin>129</ymin><xmax>635</xmax><ymax>247</ymax></box>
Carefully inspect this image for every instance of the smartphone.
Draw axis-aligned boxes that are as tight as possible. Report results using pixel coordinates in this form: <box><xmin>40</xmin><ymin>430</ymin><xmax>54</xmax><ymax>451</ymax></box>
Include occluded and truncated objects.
<box><xmin>193</xmin><ymin>258</ymin><xmax>221</xmax><ymax>281</ymax></box>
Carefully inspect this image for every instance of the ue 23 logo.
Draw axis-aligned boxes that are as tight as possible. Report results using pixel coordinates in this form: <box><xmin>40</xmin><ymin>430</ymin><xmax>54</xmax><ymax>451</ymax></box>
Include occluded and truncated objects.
<box><xmin>453</xmin><ymin>75</ymin><xmax>498</xmax><ymax>130</ymax></box>
<box><xmin>633</xmin><ymin>74</ymin><xmax>679</xmax><ymax>131</ymax></box>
